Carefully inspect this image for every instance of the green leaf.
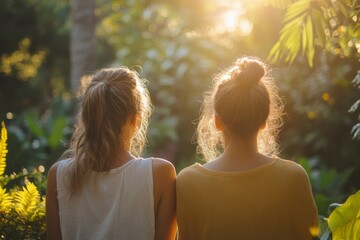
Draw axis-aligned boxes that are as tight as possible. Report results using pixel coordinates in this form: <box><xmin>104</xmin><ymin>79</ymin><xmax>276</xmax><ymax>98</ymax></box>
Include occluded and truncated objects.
<box><xmin>312</xmin><ymin>9</ymin><xmax>327</xmax><ymax>47</ymax></box>
<box><xmin>25</xmin><ymin>111</ymin><xmax>45</xmax><ymax>138</ymax></box>
<box><xmin>335</xmin><ymin>0</ymin><xmax>351</xmax><ymax>18</ymax></box>
<box><xmin>48</xmin><ymin>117</ymin><xmax>68</xmax><ymax>150</ymax></box>
<box><xmin>297</xmin><ymin>158</ymin><xmax>312</xmax><ymax>176</ymax></box>
<box><xmin>314</xmin><ymin>194</ymin><xmax>332</xmax><ymax>216</ymax></box>
<box><xmin>268</xmin><ymin>41</ymin><xmax>281</xmax><ymax>62</ymax></box>
<box><xmin>283</xmin><ymin>0</ymin><xmax>310</xmax><ymax>22</ymax></box>
<box><xmin>268</xmin><ymin>0</ymin><xmax>312</xmax><ymax>65</ymax></box>
<box><xmin>318</xmin><ymin>168</ymin><xmax>336</xmax><ymax>191</ymax></box>
<box><xmin>328</xmin><ymin>191</ymin><xmax>360</xmax><ymax>240</ymax></box>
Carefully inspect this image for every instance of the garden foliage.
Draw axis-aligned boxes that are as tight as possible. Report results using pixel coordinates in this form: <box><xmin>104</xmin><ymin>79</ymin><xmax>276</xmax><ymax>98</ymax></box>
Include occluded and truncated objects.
<box><xmin>0</xmin><ymin>122</ymin><xmax>46</xmax><ymax>240</ymax></box>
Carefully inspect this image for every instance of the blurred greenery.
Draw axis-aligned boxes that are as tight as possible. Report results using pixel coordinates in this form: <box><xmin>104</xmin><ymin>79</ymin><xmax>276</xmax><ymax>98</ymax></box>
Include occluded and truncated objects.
<box><xmin>0</xmin><ymin>0</ymin><xmax>359</xmax><ymax>227</ymax></box>
<box><xmin>298</xmin><ymin>157</ymin><xmax>353</xmax><ymax>216</ymax></box>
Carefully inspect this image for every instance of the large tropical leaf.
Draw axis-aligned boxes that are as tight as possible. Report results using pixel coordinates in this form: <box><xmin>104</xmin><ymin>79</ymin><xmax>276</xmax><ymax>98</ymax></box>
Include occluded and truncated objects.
<box><xmin>0</xmin><ymin>122</ymin><xmax>8</xmax><ymax>176</ymax></box>
<box><xmin>328</xmin><ymin>190</ymin><xmax>360</xmax><ymax>240</ymax></box>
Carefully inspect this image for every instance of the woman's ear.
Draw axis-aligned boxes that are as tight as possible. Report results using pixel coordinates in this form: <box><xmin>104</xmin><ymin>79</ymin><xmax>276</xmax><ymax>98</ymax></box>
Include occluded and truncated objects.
<box><xmin>129</xmin><ymin>114</ymin><xmax>137</xmax><ymax>127</ymax></box>
<box><xmin>130</xmin><ymin>113</ymin><xmax>141</xmax><ymax>129</ymax></box>
<box><xmin>259</xmin><ymin>121</ymin><xmax>266</xmax><ymax>130</ymax></box>
<box><xmin>215</xmin><ymin>114</ymin><xmax>223</xmax><ymax>131</ymax></box>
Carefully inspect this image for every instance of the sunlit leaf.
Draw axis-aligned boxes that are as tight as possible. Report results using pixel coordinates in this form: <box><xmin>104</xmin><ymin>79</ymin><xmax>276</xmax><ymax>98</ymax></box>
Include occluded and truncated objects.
<box><xmin>264</xmin><ymin>0</ymin><xmax>297</xmax><ymax>8</ymax></box>
<box><xmin>268</xmin><ymin>1</ymin><xmax>311</xmax><ymax>64</ymax></box>
<box><xmin>269</xmin><ymin>41</ymin><xmax>281</xmax><ymax>61</ymax></box>
<box><xmin>283</xmin><ymin>0</ymin><xmax>309</xmax><ymax>22</ymax></box>
<box><xmin>14</xmin><ymin>182</ymin><xmax>41</xmax><ymax>220</ymax></box>
<box><xmin>280</xmin><ymin>15</ymin><xmax>305</xmax><ymax>36</ymax></box>
<box><xmin>305</xmin><ymin>16</ymin><xmax>314</xmax><ymax>67</ymax></box>
<box><xmin>302</xmin><ymin>20</ymin><xmax>307</xmax><ymax>55</ymax></box>
<box><xmin>0</xmin><ymin>186</ymin><xmax>11</xmax><ymax>213</ymax></box>
<box><xmin>333</xmin><ymin>0</ymin><xmax>351</xmax><ymax>18</ymax></box>
<box><xmin>0</xmin><ymin>122</ymin><xmax>8</xmax><ymax>176</ymax></box>
<box><xmin>328</xmin><ymin>191</ymin><xmax>360</xmax><ymax>240</ymax></box>
<box><xmin>312</xmin><ymin>9</ymin><xmax>327</xmax><ymax>47</ymax></box>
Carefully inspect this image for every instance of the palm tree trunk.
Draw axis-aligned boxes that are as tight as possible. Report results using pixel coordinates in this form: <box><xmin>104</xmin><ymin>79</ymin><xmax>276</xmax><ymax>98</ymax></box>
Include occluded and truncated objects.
<box><xmin>70</xmin><ymin>0</ymin><xmax>96</xmax><ymax>94</ymax></box>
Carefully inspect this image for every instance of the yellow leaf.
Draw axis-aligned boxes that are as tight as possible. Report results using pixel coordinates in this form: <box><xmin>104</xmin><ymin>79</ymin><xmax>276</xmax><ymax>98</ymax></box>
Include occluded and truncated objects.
<box><xmin>0</xmin><ymin>121</ymin><xmax>8</xmax><ymax>176</ymax></box>
<box><xmin>0</xmin><ymin>186</ymin><xmax>12</xmax><ymax>213</ymax></box>
<box><xmin>14</xmin><ymin>182</ymin><xmax>41</xmax><ymax>219</ymax></box>
<box><xmin>328</xmin><ymin>190</ymin><xmax>360</xmax><ymax>240</ymax></box>
<box><xmin>305</xmin><ymin>16</ymin><xmax>314</xmax><ymax>67</ymax></box>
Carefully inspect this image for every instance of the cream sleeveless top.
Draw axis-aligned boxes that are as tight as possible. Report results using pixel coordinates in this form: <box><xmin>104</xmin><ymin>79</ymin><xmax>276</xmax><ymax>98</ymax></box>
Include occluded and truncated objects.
<box><xmin>56</xmin><ymin>158</ymin><xmax>155</xmax><ymax>240</ymax></box>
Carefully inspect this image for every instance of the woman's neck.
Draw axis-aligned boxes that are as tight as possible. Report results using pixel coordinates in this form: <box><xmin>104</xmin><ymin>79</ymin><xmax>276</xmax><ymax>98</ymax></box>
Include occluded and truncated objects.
<box><xmin>203</xmin><ymin>134</ymin><xmax>272</xmax><ymax>172</ymax></box>
<box><xmin>104</xmin><ymin>151</ymin><xmax>134</xmax><ymax>171</ymax></box>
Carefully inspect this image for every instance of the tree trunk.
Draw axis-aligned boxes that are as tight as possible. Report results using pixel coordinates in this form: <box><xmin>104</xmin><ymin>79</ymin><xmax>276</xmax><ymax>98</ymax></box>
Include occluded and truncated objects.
<box><xmin>70</xmin><ymin>0</ymin><xmax>96</xmax><ymax>94</ymax></box>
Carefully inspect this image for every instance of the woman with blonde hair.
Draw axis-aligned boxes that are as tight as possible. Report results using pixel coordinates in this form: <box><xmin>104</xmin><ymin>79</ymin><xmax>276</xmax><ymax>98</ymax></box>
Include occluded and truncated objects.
<box><xmin>176</xmin><ymin>57</ymin><xmax>318</xmax><ymax>239</ymax></box>
<box><xmin>46</xmin><ymin>67</ymin><xmax>177</xmax><ymax>240</ymax></box>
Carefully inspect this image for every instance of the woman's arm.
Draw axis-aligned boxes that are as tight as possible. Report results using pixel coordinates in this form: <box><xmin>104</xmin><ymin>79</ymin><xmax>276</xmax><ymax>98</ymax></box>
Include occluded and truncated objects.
<box><xmin>46</xmin><ymin>162</ymin><xmax>62</xmax><ymax>240</ymax></box>
<box><xmin>289</xmin><ymin>164</ymin><xmax>319</xmax><ymax>239</ymax></box>
<box><xmin>152</xmin><ymin>158</ymin><xmax>177</xmax><ymax>240</ymax></box>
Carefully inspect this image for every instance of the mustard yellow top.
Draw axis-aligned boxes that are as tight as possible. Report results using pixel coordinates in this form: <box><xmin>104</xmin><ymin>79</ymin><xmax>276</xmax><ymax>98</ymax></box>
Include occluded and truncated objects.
<box><xmin>176</xmin><ymin>158</ymin><xmax>318</xmax><ymax>240</ymax></box>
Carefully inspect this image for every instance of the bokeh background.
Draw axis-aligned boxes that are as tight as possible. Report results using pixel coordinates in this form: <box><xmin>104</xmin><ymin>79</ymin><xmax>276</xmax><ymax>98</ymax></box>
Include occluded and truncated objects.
<box><xmin>1</xmin><ymin>0</ymin><xmax>359</xmax><ymax>217</ymax></box>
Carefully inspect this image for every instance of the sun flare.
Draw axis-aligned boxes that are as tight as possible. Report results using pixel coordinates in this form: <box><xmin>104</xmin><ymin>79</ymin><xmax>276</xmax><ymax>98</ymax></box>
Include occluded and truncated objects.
<box><xmin>215</xmin><ymin>1</ymin><xmax>252</xmax><ymax>36</ymax></box>
<box><xmin>223</xmin><ymin>10</ymin><xmax>239</xmax><ymax>31</ymax></box>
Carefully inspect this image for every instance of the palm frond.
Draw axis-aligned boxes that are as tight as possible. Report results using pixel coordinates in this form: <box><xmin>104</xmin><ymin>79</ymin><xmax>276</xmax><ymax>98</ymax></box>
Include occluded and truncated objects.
<box><xmin>264</xmin><ymin>0</ymin><xmax>298</xmax><ymax>8</ymax></box>
<box><xmin>268</xmin><ymin>0</ymin><xmax>327</xmax><ymax>67</ymax></box>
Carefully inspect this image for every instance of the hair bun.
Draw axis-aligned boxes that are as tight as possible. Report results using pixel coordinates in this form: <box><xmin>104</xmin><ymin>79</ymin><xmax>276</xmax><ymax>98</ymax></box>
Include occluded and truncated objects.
<box><xmin>232</xmin><ymin>58</ymin><xmax>266</xmax><ymax>87</ymax></box>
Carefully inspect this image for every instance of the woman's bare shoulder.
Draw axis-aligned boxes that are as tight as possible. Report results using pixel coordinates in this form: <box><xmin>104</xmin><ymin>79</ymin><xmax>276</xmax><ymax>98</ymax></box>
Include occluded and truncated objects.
<box><xmin>152</xmin><ymin>158</ymin><xmax>176</xmax><ymax>179</ymax></box>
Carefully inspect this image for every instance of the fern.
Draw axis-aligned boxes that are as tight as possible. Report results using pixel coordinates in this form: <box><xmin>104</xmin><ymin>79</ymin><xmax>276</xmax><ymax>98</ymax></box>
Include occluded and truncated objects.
<box><xmin>0</xmin><ymin>121</ymin><xmax>8</xmax><ymax>176</ymax></box>
<box><xmin>0</xmin><ymin>186</ymin><xmax>11</xmax><ymax>213</ymax></box>
<box><xmin>0</xmin><ymin>122</ymin><xmax>46</xmax><ymax>239</ymax></box>
<box><xmin>14</xmin><ymin>182</ymin><xmax>41</xmax><ymax>220</ymax></box>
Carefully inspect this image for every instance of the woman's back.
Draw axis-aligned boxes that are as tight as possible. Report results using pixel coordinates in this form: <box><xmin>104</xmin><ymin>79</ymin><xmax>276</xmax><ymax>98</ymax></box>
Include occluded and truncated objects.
<box><xmin>56</xmin><ymin>158</ymin><xmax>154</xmax><ymax>240</ymax></box>
<box><xmin>176</xmin><ymin>158</ymin><xmax>318</xmax><ymax>240</ymax></box>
